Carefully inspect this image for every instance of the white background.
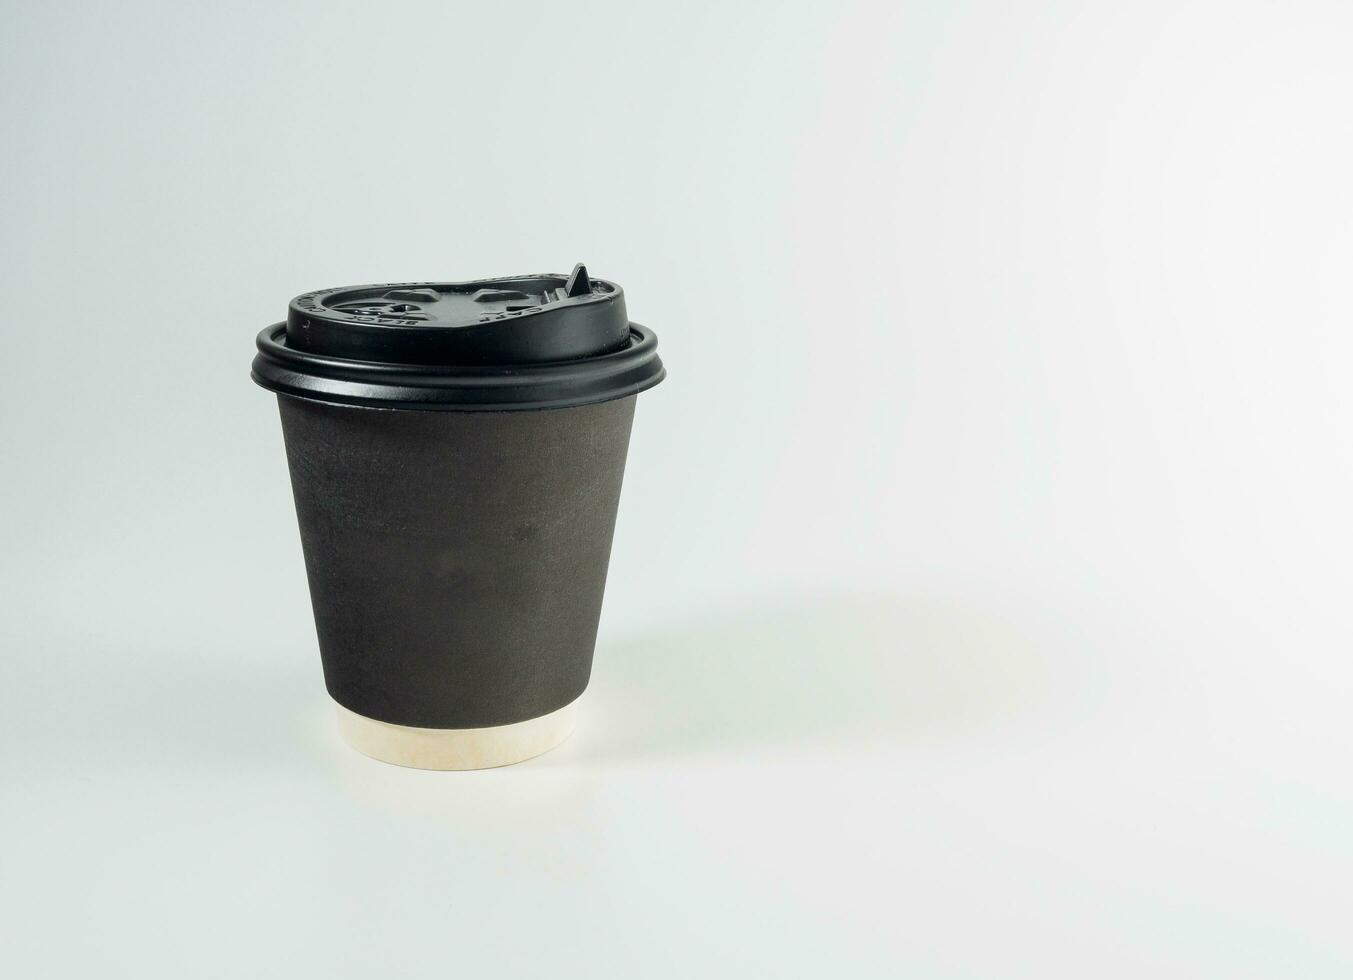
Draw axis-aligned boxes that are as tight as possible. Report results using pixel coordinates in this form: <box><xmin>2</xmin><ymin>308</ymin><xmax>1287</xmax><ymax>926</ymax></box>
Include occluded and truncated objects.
<box><xmin>2</xmin><ymin>1</ymin><xmax>1351</xmax><ymax>976</ymax></box>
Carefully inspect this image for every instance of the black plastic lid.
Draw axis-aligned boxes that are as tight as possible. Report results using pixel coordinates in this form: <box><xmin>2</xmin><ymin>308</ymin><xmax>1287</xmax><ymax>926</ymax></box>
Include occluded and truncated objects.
<box><xmin>251</xmin><ymin>264</ymin><xmax>665</xmax><ymax>411</ymax></box>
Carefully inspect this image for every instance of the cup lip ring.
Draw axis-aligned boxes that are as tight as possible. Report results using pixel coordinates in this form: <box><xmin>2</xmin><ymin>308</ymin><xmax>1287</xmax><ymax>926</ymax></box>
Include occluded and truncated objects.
<box><xmin>251</xmin><ymin>321</ymin><xmax>665</xmax><ymax>411</ymax></box>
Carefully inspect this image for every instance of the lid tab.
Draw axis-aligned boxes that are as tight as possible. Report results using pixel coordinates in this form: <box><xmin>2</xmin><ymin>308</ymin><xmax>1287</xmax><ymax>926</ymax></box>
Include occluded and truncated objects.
<box><xmin>564</xmin><ymin>263</ymin><xmax>592</xmax><ymax>298</ymax></box>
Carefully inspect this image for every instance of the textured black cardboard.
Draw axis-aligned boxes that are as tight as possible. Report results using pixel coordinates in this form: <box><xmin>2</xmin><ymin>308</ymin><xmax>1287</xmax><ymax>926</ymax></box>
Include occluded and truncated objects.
<box><xmin>278</xmin><ymin>394</ymin><xmax>636</xmax><ymax>729</ymax></box>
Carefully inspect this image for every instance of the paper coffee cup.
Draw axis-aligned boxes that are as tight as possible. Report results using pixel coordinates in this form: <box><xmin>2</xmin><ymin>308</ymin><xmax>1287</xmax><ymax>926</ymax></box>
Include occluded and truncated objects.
<box><xmin>252</xmin><ymin>265</ymin><xmax>665</xmax><ymax>769</ymax></box>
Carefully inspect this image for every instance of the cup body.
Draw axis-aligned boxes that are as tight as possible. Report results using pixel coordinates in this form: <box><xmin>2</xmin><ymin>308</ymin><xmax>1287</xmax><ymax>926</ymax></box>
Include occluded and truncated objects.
<box><xmin>277</xmin><ymin>394</ymin><xmax>636</xmax><ymax>732</ymax></box>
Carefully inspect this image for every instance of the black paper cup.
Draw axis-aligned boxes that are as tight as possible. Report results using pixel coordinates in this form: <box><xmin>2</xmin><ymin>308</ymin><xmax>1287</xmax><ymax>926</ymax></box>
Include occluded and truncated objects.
<box><xmin>252</xmin><ymin>266</ymin><xmax>664</xmax><ymax>768</ymax></box>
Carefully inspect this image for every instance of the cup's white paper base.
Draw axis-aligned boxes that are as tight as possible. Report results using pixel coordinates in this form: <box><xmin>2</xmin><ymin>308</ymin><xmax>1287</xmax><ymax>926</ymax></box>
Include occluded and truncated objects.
<box><xmin>334</xmin><ymin>700</ymin><xmax>577</xmax><ymax>770</ymax></box>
